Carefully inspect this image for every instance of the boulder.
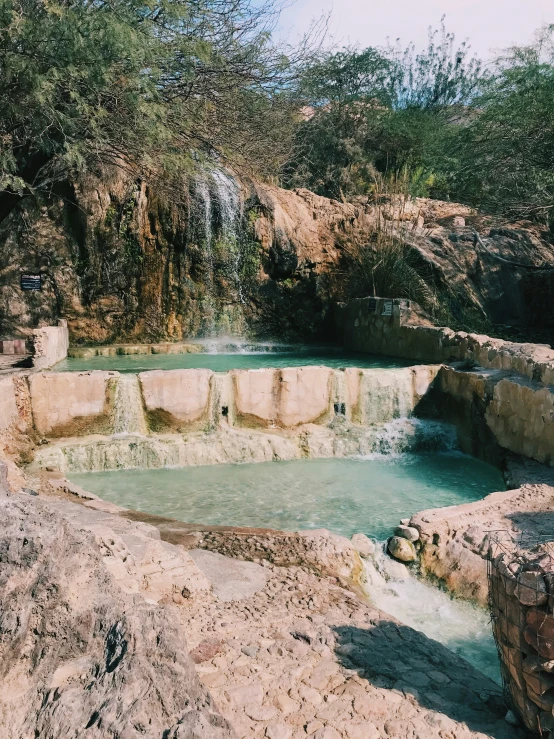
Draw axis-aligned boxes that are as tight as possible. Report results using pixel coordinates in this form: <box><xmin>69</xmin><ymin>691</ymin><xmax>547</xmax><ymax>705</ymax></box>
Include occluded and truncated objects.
<box><xmin>0</xmin><ymin>492</ymin><xmax>236</xmax><ymax>739</ymax></box>
<box><xmin>515</xmin><ymin>570</ymin><xmax>548</xmax><ymax>606</ymax></box>
<box><xmin>387</xmin><ymin>536</ymin><xmax>417</xmax><ymax>563</ymax></box>
<box><xmin>351</xmin><ymin>533</ymin><xmax>375</xmax><ymax>559</ymax></box>
<box><xmin>393</xmin><ymin>525</ymin><xmax>419</xmax><ymax>543</ymax></box>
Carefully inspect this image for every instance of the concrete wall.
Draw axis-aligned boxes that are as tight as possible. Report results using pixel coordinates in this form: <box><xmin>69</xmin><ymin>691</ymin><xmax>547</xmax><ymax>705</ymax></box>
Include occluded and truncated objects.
<box><xmin>140</xmin><ymin>370</ymin><xmax>212</xmax><ymax>430</ymax></box>
<box><xmin>0</xmin><ymin>377</ymin><xmax>18</xmax><ymax>431</ymax></box>
<box><xmin>29</xmin><ymin>371</ymin><xmax>115</xmax><ymax>437</ymax></box>
<box><xmin>32</xmin><ymin>320</ymin><xmax>69</xmax><ymax>370</ymax></box>
<box><xmin>232</xmin><ymin>367</ymin><xmax>334</xmax><ymax>427</ymax></box>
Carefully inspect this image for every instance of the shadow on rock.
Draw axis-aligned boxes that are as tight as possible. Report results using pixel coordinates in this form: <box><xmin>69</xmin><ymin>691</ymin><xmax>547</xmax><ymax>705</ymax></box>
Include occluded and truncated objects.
<box><xmin>333</xmin><ymin>621</ymin><xmax>532</xmax><ymax>738</ymax></box>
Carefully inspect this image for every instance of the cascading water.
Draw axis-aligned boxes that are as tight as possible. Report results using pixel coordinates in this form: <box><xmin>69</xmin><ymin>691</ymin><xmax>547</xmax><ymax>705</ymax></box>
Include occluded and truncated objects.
<box><xmin>113</xmin><ymin>375</ymin><xmax>148</xmax><ymax>436</ymax></box>
<box><xmin>363</xmin><ymin>543</ymin><xmax>501</xmax><ymax>683</ymax></box>
<box><xmin>211</xmin><ymin>169</ymin><xmax>241</xmax><ymax>241</ymax></box>
<box><xmin>192</xmin><ymin>166</ymin><xmax>245</xmax><ymax>335</ymax></box>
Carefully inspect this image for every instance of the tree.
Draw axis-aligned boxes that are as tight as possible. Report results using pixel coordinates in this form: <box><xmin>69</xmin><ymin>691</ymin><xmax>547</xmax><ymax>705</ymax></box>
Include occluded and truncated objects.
<box><xmin>0</xmin><ymin>0</ymin><xmax>312</xmax><ymax>222</ymax></box>
<box><xmin>447</xmin><ymin>26</ymin><xmax>554</xmax><ymax>225</ymax></box>
<box><xmin>284</xmin><ymin>21</ymin><xmax>483</xmax><ymax>200</ymax></box>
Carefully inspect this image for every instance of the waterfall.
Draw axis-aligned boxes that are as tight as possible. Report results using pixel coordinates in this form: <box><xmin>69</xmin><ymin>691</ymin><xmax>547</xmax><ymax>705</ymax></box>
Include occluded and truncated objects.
<box><xmin>113</xmin><ymin>375</ymin><xmax>148</xmax><ymax>436</ymax></box>
<box><xmin>192</xmin><ymin>167</ymin><xmax>245</xmax><ymax>334</ymax></box>
<box><xmin>211</xmin><ymin>169</ymin><xmax>241</xmax><ymax>241</ymax></box>
<box><xmin>363</xmin><ymin>544</ymin><xmax>500</xmax><ymax>683</ymax></box>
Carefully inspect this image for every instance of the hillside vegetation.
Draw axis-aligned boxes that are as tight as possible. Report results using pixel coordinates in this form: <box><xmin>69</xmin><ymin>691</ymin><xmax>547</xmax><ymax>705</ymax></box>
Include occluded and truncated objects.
<box><xmin>1</xmin><ymin>3</ymin><xmax>554</xmax><ymax>341</ymax></box>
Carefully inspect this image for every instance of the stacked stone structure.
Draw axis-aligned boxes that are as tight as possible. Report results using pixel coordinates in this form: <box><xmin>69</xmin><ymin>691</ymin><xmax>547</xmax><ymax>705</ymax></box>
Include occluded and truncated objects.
<box><xmin>490</xmin><ymin>538</ymin><xmax>554</xmax><ymax>734</ymax></box>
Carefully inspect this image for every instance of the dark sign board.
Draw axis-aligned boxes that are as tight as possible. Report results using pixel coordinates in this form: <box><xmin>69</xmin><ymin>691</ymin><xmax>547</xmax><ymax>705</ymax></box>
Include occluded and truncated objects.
<box><xmin>20</xmin><ymin>274</ymin><xmax>42</xmax><ymax>291</ymax></box>
<box><xmin>367</xmin><ymin>298</ymin><xmax>377</xmax><ymax>313</ymax></box>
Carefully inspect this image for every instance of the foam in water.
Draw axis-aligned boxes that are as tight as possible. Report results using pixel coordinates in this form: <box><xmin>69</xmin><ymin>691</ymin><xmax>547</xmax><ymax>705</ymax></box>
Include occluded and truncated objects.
<box><xmin>364</xmin><ymin>544</ymin><xmax>500</xmax><ymax>683</ymax></box>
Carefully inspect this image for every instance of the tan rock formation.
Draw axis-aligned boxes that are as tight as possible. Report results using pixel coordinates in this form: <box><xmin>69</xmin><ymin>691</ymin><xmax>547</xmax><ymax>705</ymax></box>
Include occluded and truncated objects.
<box><xmin>2</xmin><ymin>163</ymin><xmax>553</xmax><ymax>343</ymax></box>
<box><xmin>0</xmin><ymin>490</ymin><xmax>236</xmax><ymax>739</ymax></box>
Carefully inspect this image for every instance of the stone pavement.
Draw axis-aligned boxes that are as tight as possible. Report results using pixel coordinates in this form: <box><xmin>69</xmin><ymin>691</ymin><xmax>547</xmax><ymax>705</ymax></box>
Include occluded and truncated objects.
<box><xmin>182</xmin><ymin>553</ymin><xmax>530</xmax><ymax>739</ymax></box>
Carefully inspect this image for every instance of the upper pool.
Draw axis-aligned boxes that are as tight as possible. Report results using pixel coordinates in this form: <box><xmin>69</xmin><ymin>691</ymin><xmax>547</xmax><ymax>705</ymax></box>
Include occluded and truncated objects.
<box><xmin>55</xmin><ymin>348</ymin><xmax>416</xmax><ymax>373</ymax></box>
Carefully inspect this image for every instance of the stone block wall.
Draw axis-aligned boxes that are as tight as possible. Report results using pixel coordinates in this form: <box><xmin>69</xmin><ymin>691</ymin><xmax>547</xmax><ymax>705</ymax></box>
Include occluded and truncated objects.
<box><xmin>29</xmin><ymin>371</ymin><xmax>116</xmax><ymax>437</ymax></box>
<box><xmin>335</xmin><ymin>297</ymin><xmax>554</xmax><ymax>382</ymax></box>
<box><xmin>32</xmin><ymin>320</ymin><xmax>69</xmax><ymax>370</ymax></box>
<box><xmin>140</xmin><ymin>369</ymin><xmax>213</xmax><ymax>431</ymax></box>
<box><xmin>0</xmin><ymin>340</ymin><xmax>26</xmax><ymax>355</ymax></box>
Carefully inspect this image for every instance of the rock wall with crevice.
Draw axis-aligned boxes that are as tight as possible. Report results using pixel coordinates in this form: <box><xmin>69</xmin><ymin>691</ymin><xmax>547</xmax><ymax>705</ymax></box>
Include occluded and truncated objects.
<box><xmin>2</xmin><ymin>164</ymin><xmax>554</xmax><ymax>344</ymax></box>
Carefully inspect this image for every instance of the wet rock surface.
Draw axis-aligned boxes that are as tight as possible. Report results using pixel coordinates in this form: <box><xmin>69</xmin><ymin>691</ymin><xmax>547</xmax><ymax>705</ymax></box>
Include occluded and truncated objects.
<box><xmin>387</xmin><ymin>536</ymin><xmax>417</xmax><ymax>562</ymax></box>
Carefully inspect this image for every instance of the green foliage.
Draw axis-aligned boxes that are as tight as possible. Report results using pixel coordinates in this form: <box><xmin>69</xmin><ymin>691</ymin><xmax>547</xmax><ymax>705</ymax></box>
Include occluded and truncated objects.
<box><xmin>342</xmin><ymin>213</ymin><xmax>440</xmax><ymax>316</ymax></box>
<box><xmin>0</xmin><ymin>0</ymin><xmax>307</xmax><ymax>221</ymax></box>
<box><xmin>444</xmin><ymin>26</ymin><xmax>554</xmax><ymax>224</ymax></box>
<box><xmin>285</xmin><ymin>21</ymin><xmax>482</xmax><ymax>200</ymax></box>
<box><xmin>287</xmin><ymin>22</ymin><xmax>554</xmax><ymax>228</ymax></box>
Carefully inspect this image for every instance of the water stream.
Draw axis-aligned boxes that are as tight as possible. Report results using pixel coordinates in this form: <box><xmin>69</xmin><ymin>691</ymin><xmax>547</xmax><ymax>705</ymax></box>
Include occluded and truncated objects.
<box><xmin>365</xmin><ymin>544</ymin><xmax>500</xmax><ymax>683</ymax></box>
<box><xmin>113</xmin><ymin>374</ymin><xmax>148</xmax><ymax>435</ymax></box>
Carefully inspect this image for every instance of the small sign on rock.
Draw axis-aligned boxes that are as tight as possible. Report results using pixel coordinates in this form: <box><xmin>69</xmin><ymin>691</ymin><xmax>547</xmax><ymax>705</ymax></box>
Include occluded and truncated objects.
<box><xmin>20</xmin><ymin>273</ymin><xmax>42</xmax><ymax>291</ymax></box>
<box><xmin>382</xmin><ymin>300</ymin><xmax>393</xmax><ymax>317</ymax></box>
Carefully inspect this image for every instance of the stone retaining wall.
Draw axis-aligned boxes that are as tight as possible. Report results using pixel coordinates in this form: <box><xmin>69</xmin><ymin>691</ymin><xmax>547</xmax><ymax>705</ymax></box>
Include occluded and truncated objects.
<box><xmin>336</xmin><ymin>297</ymin><xmax>554</xmax><ymax>467</ymax></box>
<box><xmin>489</xmin><ymin>541</ymin><xmax>554</xmax><ymax>734</ymax></box>
<box><xmin>335</xmin><ymin>297</ymin><xmax>554</xmax><ymax>381</ymax></box>
<box><xmin>32</xmin><ymin>320</ymin><xmax>69</xmax><ymax>370</ymax></box>
<box><xmin>24</xmin><ymin>365</ymin><xmax>438</xmax><ymax>439</ymax></box>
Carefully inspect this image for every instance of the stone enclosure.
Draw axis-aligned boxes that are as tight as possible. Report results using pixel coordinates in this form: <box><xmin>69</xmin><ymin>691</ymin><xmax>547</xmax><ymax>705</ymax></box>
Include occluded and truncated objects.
<box><xmin>335</xmin><ymin>297</ymin><xmax>554</xmax><ymax>468</ymax></box>
<box><xmin>5</xmin><ymin>364</ymin><xmax>437</xmax><ymax>440</ymax></box>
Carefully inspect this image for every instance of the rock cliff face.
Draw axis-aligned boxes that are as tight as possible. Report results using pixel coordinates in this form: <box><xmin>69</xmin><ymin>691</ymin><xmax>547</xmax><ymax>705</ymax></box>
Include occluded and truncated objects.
<box><xmin>1</xmin><ymin>163</ymin><xmax>553</xmax><ymax>343</ymax></box>
<box><xmin>0</xmin><ymin>489</ymin><xmax>236</xmax><ymax>739</ymax></box>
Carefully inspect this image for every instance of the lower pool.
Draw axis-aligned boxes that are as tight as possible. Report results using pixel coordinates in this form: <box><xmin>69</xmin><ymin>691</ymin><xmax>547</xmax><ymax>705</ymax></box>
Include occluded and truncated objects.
<box><xmin>70</xmin><ymin>453</ymin><xmax>503</xmax><ymax>540</ymax></box>
<box><xmin>70</xmin><ymin>453</ymin><xmax>504</xmax><ymax>682</ymax></box>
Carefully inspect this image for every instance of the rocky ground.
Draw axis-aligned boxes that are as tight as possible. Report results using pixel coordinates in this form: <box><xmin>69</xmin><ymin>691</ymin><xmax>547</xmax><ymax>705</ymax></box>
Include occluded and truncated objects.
<box><xmin>410</xmin><ymin>482</ymin><xmax>554</xmax><ymax>607</ymax></box>
<box><xmin>182</xmin><ymin>551</ymin><xmax>525</xmax><ymax>739</ymax></box>
<box><xmin>0</xmin><ymin>466</ymin><xmax>533</xmax><ymax>739</ymax></box>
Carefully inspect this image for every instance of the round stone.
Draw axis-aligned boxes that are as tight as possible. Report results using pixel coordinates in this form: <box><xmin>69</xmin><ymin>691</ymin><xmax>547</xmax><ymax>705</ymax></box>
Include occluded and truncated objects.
<box><xmin>387</xmin><ymin>536</ymin><xmax>417</xmax><ymax>563</ymax></box>
<box><xmin>393</xmin><ymin>525</ymin><xmax>420</xmax><ymax>542</ymax></box>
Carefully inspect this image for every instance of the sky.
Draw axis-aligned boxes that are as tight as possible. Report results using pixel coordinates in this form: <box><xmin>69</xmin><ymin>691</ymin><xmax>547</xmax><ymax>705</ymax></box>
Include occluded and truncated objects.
<box><xmin>276</xmin><ymin>0</ymin><xmax>554</xmax><ymax>61</ymax></box>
